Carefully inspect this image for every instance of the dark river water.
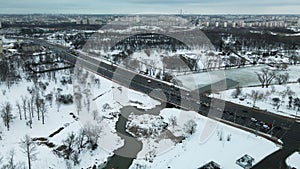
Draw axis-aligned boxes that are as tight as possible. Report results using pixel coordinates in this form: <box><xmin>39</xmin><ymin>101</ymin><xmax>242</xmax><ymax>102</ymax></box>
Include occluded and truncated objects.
<box><xmin>103</xmin><ymin>104</ymin><xmax>164</xmax><ymax>169</ymax></box>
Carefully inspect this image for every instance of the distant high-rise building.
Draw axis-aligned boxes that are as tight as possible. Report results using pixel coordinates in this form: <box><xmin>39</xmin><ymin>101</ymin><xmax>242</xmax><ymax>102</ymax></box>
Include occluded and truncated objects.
<box><xmin>205</xmin><ymin>21</ymin><xmax>210</xmax><ymax>27</ymax></box>
<box><xmin>232</xmin><ymin>21</ymin><xmax>237</xmax><ymax>28</ymax></box>
<box><xmin>298</xmin><ymin>19</ymin><xmax>300</xmax><ymax>27</ymax></box>
<box><xmin>215</xmin><ymin>21</ymin><xmax>219</xmax><ymax>27</ymax></box>
<box><xmin>224</xmin><ymin>21</ymin><xmax>228</xmax><ymax>28</ymax></box>
<box><xmin>0</xmin><ymin>21</ymin><xmax>2</xmax><ymax>29</ymax></box>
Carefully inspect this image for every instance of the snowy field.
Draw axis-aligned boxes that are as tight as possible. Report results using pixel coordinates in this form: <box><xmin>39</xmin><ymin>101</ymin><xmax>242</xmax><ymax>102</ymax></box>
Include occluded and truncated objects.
<box><xmin>211</xmin><ymin>83</ymin><xmax>300</xmax><ymax>118</ymax></box>
<box><xmin>0</xmin><ymin>64</ymin><xmax>159</xmax><ymax>168</ymax></box>
<box><xmin>175</xmin><ymin>65</ymin><xmax>300</xmax><ymax>90</ymax></box>
<box><xmin>0</xmin><ymin>68</ymin><xmax>119</xmax><ymax>168</ymax></box>
<box><xmin>286</xmin><ymin>152</ymin><xmax>300</xmax><ymax>168</ymax></box>
<box><xmin>129</xmin><ymin>109</ymin><xmax>280</xmax><ymax>169</ymax></box>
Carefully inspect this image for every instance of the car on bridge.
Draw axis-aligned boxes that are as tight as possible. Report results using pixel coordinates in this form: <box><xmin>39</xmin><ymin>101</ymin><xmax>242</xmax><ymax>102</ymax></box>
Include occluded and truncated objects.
<box><xmin>201</xmin><ymin>102</ymin><xmax>210</xmax><ymax>108</ymax></box>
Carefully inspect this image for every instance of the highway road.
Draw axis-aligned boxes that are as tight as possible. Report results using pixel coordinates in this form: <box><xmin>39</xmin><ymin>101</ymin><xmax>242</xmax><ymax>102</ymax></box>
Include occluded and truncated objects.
<box><xmin>19</xmin><ymin>37</ymin><xmax>300</xmax><ymax>169</ymax></box>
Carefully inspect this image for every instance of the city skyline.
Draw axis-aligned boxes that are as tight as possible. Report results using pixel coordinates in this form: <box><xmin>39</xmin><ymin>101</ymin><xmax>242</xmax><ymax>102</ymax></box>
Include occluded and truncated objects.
<box><xmin>0</xmin><ymin>0</ymin><xmax>300</xmax><ymax>14</ymax></box>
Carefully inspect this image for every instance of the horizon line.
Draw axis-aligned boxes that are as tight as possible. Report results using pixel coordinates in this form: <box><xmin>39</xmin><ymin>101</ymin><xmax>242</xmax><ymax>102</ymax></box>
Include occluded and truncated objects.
<box><xmin>0</xmin><ymin>13</ymin><xmax>300</xmax><ymax>16</ymax></box>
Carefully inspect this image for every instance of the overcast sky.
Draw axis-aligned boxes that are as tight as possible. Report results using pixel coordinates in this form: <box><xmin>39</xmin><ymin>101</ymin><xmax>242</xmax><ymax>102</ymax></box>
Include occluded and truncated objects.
<box><xmin>0</xmin><ymin>0</ymin><xmax>300</xmax><ymax>14</ymax></box>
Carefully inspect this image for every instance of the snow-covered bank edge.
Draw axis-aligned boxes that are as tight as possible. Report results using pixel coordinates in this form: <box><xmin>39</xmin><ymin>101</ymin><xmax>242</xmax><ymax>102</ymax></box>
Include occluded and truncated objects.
<box><xmin>128</xmin><ymin>109</ymin><xmax>281</xmax><ymax>169</ymax></box>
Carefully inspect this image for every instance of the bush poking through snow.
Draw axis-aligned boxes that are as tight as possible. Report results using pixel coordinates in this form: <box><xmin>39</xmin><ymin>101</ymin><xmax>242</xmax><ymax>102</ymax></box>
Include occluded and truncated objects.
<box><xmin>168</xmin><ymin>115</ymin><xmax>177</xmax><ymax>128</ymax></box>
<box><xmin>184</xmin><ymin>119</ymin><xmax>197</xmax><ymax>136</ymax></box>
<box><xmin>231</xmin><ymin>86</ymin><xmax>242</xmax><ymax>99</ymax></box>
<box><xmin>126</xmin><ymin>114</ymin><xmax>167</xmax><ymax>138</ymax></box>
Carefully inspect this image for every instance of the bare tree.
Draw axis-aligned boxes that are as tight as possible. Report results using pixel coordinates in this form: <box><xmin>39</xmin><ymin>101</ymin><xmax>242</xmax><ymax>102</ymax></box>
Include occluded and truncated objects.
<box><xmin>84</xmin><ymin>124</ymin><xmax>103</xmax><ymax>150</ymax></box>
<box><xmin>92</xmin><ymin>110</ymin><xmax>99</xmax><ymax>120</ymax></box>
<box><xmin>231</xmin><ymin>86</ymin><xmax>242</xmax><ymax>98</ymax></box>
<box><xmin>3</xmin><ymin>150</ymin><xmax>18</xmax><ymax>169</ymax></box>
<box><xmin>249</xmin><ymin>90</ymin><xmax>264</xmax><ymax>107</ymax></box>
<box><xmin>169</xmin><ymin>116</ymin><xmax>177</xmax><ymax>128</ymax></box>
<box><xmin>35</xmin><ymin>93</ymin><xmax>41</xmax><ymax>121</ymax></box>
<box><xmin>27</xmin><ymin>101</ymin><xmax>32</xmax><ymax>129</ymax></box>
<box><xmin>39</xmin><ymin>100</ymin><xmax>47</xmax><ymax>125</ymax></box>
<box><xmin>16</xmin><ymin>101</ymin><xmax>22</xmax><ymax>120</ymax></box>
<box><xmin>256</xmin><ymin>68</ymin><xmax>277</xmax><ymax>88</ymax></box>
<box><xmin>29</xmin><ymin>97</ymin><xmax>35</xmax><ymax>119</ymax></box>
<box><xmin>87</xmin><ymin>98</ymin><xmax>91</xmax><ymax>113</ymax></box>
<box><xmin>77</xmin><ymin>129</ymin><xmax>86</xmax><ymax>150</ymax></box>
<box><xmin>21</xmin><ymin>96</ymin><xmax>27</xmax><ymax>120</ymax></box>
<box><xmin>64</xmin><ymin>132</ymin><xmax>81</xmax><ymax>165</ymax></box>
<box><xmin>63</xmin><ymin>132</ymin><xmax>76</xmax><ymax>159</ymax></box>
<box><xmin>276</xmin><ymin>73</ymin><xmax>289</xmax><ymax>85</ymax></box>
<box><xmin>20</xmin><ymin>135</ymin><xmax>37</xmax><ymax>169</ymax></box>
<box><xmin>294</xmin><ymin>98</ymin><xmax>300</xmax><ymax>112</ymax></box>
<box><xmin>74</xmin><ymin>92</ymin><xmax>82</xmax><ymax>115</ymax></box>
<box><xmin>1</xmin><ymin>102</ymin><xmax>13</xmax><ymax>131</ymax></box>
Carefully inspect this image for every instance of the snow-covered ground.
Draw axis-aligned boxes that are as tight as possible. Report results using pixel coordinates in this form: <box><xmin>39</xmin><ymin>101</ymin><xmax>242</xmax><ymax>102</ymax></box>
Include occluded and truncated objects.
<box><xmin>176</xmin><ymin>65</ymin><xmax>300</xmax><ymax>90</ymax></box>
<box><xmin>0</xmin><ymin>62</ymin><xmax>160</xmax><ymax>168</ymax></box>
<box><xmin>129</xmin><ymin>108</ymin><xmax>280</xmax><ymax>169</ymax></box>
<box><xmin>286</xmin><ymin>152</ymin><xmax>300</xmax><ymax>168</ymax></box>
<box><xmin>211</xmin><ymin>83</ymin><xmax>300</xmax><ymax>118</ymax></box>
<box><xmin>0</xmin><ymin>68</ymin><xmax>118</xmax><ymax>168</ymax></box>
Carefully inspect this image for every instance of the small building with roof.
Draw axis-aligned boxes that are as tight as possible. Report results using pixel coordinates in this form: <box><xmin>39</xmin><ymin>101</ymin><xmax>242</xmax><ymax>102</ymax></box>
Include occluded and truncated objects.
<box><xmin>236</xmin><ymin>154</ymin><xmax>255</xmax><ymax>169</ymax></box>
<box><xmin>198</xmin><ymin>161</ymin><xmax>221</xmax><ymax>169</ymax></box>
